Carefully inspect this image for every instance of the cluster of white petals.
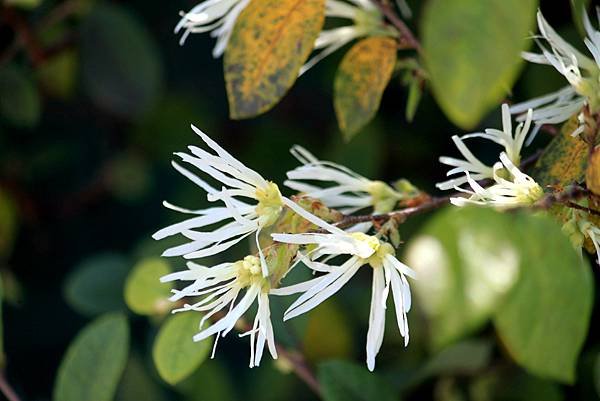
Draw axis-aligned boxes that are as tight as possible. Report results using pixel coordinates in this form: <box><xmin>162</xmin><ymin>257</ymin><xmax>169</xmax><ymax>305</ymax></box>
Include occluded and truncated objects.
<box><xmin>162</xmin><ymin>256</ymin><xmax>276</xmax><ymax>367</ymax></box>
<box><xmin>155</xmin><ymin>128</ymin><xmax>416</xmax><ymax>370</ymax></box>
<box><xmin>285</xmin><ymin>146</ymin><xmax>406</xmax><ymax>214</ymax></box>
<box><xmin>175</xmin><ymin>0</ymin><xmax>251</xmax><ymax>57</ymax></box>
<box><xmin>450</xmin><ymin>153</ymin><xmax>544</xmax><ymax>209</ymax></box>
<box><xmin>437</xmin><ymin>104</ymin><xmax>534</xmax><ymax>191</ymax></box>
<box><xmin>271</xmin><ymin>229</ymin><xmax>415</xmax><ymax>371</ymax></box>
<box><xmin>511</xmin><ymin>9</ymin><xmax>600</xmax><ymax>141</ymax></box>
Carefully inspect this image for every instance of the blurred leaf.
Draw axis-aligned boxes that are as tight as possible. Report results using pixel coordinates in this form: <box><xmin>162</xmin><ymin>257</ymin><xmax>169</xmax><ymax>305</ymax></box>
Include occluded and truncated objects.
<box><xmin>81</xmin><ymin>3</ymin><xmax>162</xmax><ymax>118</ymax></box>
<box><xmin>493</xmin><ymin>214</ymin><xmax>593</xmax><ymax>384</ymax></box>
<box><xmin>116</xmin><ymin>354</ymin><xmax>165</xmax><ymax>401</ymax></box>
<box><xmin>4</xmin><ymin>0</ymin><xmax>40</xmax><ymax>9</ymax></box>
<box><xmin>334</xmin><ymin>36</ymin><xmax>397</xmax><ymax>140</ymax></box>
<box><xmin>328</xmin><ymin>121</ymin><xmax>384</xmax><ymax>179</ymax></box>
<box><xmin>405</xmin><ymin>207</ymin><xmax>520</xmax><ymax>349</ymax></box>
<box><xmin>422</xmin><ymin>0</ymin><xmax>537</xmax><ymax>128</ymax></box>
<box><xmin>36</xmin><ymin>50</ymin><xmax>78</xmax><ymax>99</ymax></box>
<box><xmin>422</xmin><ymin>340</ymin><xmax>492</xmax><ymax>377</ymax></box>
<box><xmin>531</xmin><ymin>114</ymin><xmax>588</xmax><ymax>187</ymax></box>
<box><xmin>303</xmin><ymin>300</ymin><xmax>353</xmax><ymax>362</ymax></box>
<box><xmin>318</xmin><ymin>360</ymin><xmax>399</xmax><ymax>401</ymax></box>
<box><xmin>153</xmin><ymin>312</ymin><xmax>212</xmax><ymax>385</ymax></box>
<box><xmin>571</xmin><ymin>0</ymin><xmax>591</xmax><ymax>37</ymax></box>
<box><xmin>224</xmin><ymin>0</ymin><xmax>326</xmax><ymax>119</ymax></box>
<box><xmin>469</xmin><ymin>367</ymin><xmax>562</xmax><ymax>401</ymax></box>
<box><xmin>0</xmin><ymin>190</ymin><xmax>17</xmax><ymax>260</ymax></box>
<box><xmin>176</xmin><ymin>360</ymin><xmax>238</xmax><ymax>401</ymax></box>
<box><xmin>405</xmin><ymin>78</ymin><xmax>422</xmax><ymax>122</ymax></box>
<box><xmin>0</xmin><ymin>270</ymin><xmax>23</xmax><ymax>306</ymax></box>
<box><xmin>132</xmin><ymin>94</ymin><xmax>216</xmax><ymax>160</ymax></box>
<box><xmin>54</xmin><ymin>313</ymin><xmax>130</xmax><ymax>401</ymax></box>
<box><xmin>586</xmin><ymin>146</ymin><xmax>600</xmax><ymax>195</ymax></box>
<box><xmin>0</xmin><ymin>64</ymin><xmax>41</xmax><ymax>128</ymax></box>
<box><xmin>124</xmin><ymin>258</ymin><xmax>172</xmax><ymax>316</ymax></box>
<box><xmin>64</xmin><ymin>253</ymin><xmax>129</xmax><ymax>316</ymax></box>
<box><xmin>106</xmin><ymin>152</ymin><xmax>153</xmax><ymax>202</ymax></box>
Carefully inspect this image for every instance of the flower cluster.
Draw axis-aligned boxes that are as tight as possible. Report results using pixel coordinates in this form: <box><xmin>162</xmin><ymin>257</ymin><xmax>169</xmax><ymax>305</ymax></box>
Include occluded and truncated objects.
<box><xmin>437</xmin><ymin>104</ymin><xmax>544</xmax><ymax>209</ymax></box>
<box><xmin>154</xmin><ymin>126</ymin><xmax>416</xmax><ymax>370</ymax></box>
<box><xmin>510</xmin><ymin>9</ymin><xmax>600</xmax><ymax>142</ymax></box>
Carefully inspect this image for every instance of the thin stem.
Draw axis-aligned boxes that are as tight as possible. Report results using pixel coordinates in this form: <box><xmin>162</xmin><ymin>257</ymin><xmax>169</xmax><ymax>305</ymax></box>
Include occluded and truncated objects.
<box><xmin>0</xmin><ymin>371</ymin><xmax>21</xmax><ymax>401</ymax></box>
<box><xmin>275</xmin><ymin>346</ymin><xmax>321</xmax><ymax>396</ymax></box>
<box><xmin>371</xmin><ymin>0</ymin><xmax>421</xmax><ymax>52</ymax></box>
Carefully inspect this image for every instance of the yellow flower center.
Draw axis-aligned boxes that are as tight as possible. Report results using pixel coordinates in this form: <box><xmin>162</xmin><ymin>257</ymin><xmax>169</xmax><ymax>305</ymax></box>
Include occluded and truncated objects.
<box><xmin>255</xmin><ymin>182</ymin><xmax>283</xmax><ymax>227</ymax></box>
<box><xmin>235</xmin><ymin>255</ymin><xmax>267</xmax><ymax>288</ymax></box>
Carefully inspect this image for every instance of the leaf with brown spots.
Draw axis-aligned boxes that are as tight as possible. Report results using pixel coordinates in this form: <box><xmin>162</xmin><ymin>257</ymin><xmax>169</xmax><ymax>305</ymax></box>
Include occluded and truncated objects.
<box><xmin>334</xmin><ymin>36</ymin><xmax>397</xmax><ymax>140</ymax></box>
<box><xmin>586</xmin><ymin>146</ymin><xmax>600</xmax><ymax>196</ymax></box>
<box><xmin>224</xmin><ymin>0</ymin><xmax>326</xmax><ymax>119</ymax></box>
<box><xmin>530</xmin><ymin>114</ymin><xmax>589</xmax><ymax>188</ymax></box>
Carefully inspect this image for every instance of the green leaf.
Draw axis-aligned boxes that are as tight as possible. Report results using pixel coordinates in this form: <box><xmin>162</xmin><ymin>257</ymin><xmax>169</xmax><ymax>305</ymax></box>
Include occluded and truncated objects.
<box><xmin>0</xmin><ymin>64</ymin><xmax>41</xmax><ymax>128</ymax></box>
<box><xmin>422</xmin><ymin>340</ymin><xmax>492</xmax><ymax>377</ymax></box>
<box><xmin>124</xmin><ymin>258</ymin><xmax>172</xmax><ymax>316</ymax></box>
<box><xmin>405</xmin><ymin>207</ymin><xmax>521</xmax><ymax>349</ymax></box>
<box><xmin>405</xmin><ymin>78</ymin><xmax>422</xmax><ymax>122</ymax></box>
<box><xmin>153</xmin><ymin>313</ymin><xmax>212</xmax><ymax>385</ymax></box>
<box><xmin>224</xmin><ymin>0</ymin><xmax>326</xmax><ymax>119</ymax></box>
<box><xmin>106</xmin><ymin>152</ymin><xmax>153</xmax><ymax>202</ymax></box>
<box><xmin>422</xmin><ymin>0</ymin><xmax>537</xmax><ymax>128</ymax></box>
<box><xmin>334</xmin><ymin>36</ymin><xmax>397</xmax><ymax>140</ymax></box>
<box><xmin>64</xmin><ymin>253</ymin><xmax>129</xmax><ymax>316</ymax></box>
<box><xmin>571</xmin><ymin>0</ymin><xmax>591</xmax><ymax>37</ymax></box>
<box><xmin>53</xmin><ymin>313</ymin><xmax>130</xmax><ymax>401</ymax></box>
<box><xmin>116</xmin><ymin>355</ymin><xmax>166</xmax><ymax>401</ymax></box>
<box><xmin>531</xmin><ymin>114</ymin><xmax>588</xmax><ymax>188</ymax></box>
<box><xmin>493</xmin><ymin>214</ymin><xmax>593</xmax><ymax>384</ymax></box>
<box><xmin>81</xmin><ymin>3</ymin><xmax>162</xmax><ymax>118</ymax></box>
<box><xmin>318</xmin><ymin>360</ymin><xmax>399</xmax><ymax>401</ymax></box>
<box><xmin>469</xmin><ymin>367</ymin><xmax>562</xmax><ymax>401</ymax></box>
<box><xmin>0</xmin><ymin>189</ymin><xmax>17</xmax><ymax>260</ymax></box>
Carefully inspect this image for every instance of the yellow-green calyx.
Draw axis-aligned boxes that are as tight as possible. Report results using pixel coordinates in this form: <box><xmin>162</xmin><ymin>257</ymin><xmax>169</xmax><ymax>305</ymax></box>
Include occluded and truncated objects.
<box><xmin>576</xmin><ymin>73</ymin><xmax>600</xmax><ymax>113</ymax></box>
<box><xmin>367</xmin><ymin>181</ymin><xmax>401</xmax><ymax>213</ymax></box>
<box><xmin>517</xmin><ymin>182</ymin><xmax>544</xmax><ymax>205</ymax></box>
<box><xmin>349</xmin><ymin>232</ymin><xmax>395</xmax><ymax>268</ymax></box>
<box><xmin>255</xmin><ymin>182</ymin><xmax>283</xmax><ymax>227</ymax></box>
<box><xmin>235</xmin><ymin>255</ymin><xmax>268</xmax><ymax>289</ymax></box>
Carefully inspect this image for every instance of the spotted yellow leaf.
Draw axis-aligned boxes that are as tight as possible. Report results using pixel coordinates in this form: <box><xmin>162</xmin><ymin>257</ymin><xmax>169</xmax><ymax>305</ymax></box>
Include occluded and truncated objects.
<box><xmin>224</xmin><ymin>0</ymin><xmax>326</xmax><ymax>119</ymax></box>
<box><xmin>531</xmin><ymin>114</ymin><xmax>589</xmax><ymax>188</ymax></box>
<box><xmin>334</xmin><ymin>36</ymin><xmax>397</xmax><ymax>140</ymax></box>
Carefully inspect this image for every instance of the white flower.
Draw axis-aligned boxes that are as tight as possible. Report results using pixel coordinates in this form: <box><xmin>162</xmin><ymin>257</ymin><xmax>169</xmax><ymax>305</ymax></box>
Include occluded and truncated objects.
<box><xmin>511</xmin><ymin>9</ymin><xmax>600</xmax><ymax>141</ymax></box>
<box><xmin>285</xmin><ymin>146</ymin><xmax>407</xmax><ymax>214</ymax></box>
<box><xmin>161</xmin><ymin>255</ymin><xmax>277</xmax><ymax>367</ymax></box>
<box><xmin>271</xmin><ymin>230</ymin><xmax>415</xmax><ymax>371</ymax></box>
<box><xmin>450</xmin><ymin>152</ymin><xmax>544</xmax><ymax>209</ymax></box>
<box><xmin>300</xmin><ymin>0</ymin><xmax>393</xmax><ymax>75</ymax></box>
<box><xmin>175</xmin><ymin>0</ymin><xmax>251</xmax><ymax>57</ymax></box>
<box><xmin>437</xmin><ymin>104</ymin><xmax>534</xmax><ymax>191</ymax></box>
<box><xmin>153</xmin><ymin>125</ymin><xmax>332</xmax><ymax>276</ymax></box>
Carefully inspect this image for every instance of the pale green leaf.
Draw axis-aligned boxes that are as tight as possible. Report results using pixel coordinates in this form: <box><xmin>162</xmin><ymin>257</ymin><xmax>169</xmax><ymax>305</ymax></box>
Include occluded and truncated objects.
<box><xmin>53</xmin><ymin>313</ymin><xmax>130</xmax><ymax>401</ymax></box>
<box><xmin>153</xmin><ymin>313</ymin><xmax>212</xmax><ymax>385</ymax></box>
<box><xmin>405</xmin><ymin>207</ymin><xmax>521</xmax><ymax>349</ymax></box>
<box><xmin>124</xmin><ymin>258</ymin><xmax>172</xmax><ymax>316</ymax></box>
<box><xmin>493</xmin><ymin>214</ymin><xmax>593</xmax><ymax>384</ymax></box>
<box><xmin>422</xmin><ymin>0</ymin><xmax>537</xmax><ymax>128</ymax></box>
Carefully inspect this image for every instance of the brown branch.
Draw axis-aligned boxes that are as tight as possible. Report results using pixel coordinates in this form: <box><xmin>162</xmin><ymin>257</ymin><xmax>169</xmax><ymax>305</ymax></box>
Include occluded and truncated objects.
<box><xmin>371</xmin><ymin>0</ymin><xmax>421</xmax><ymax>52</ymax></box>
<box><xmin>0</xmin><ymin>371</ymin><xmax>21</xmax><ymax>401</ymax></box>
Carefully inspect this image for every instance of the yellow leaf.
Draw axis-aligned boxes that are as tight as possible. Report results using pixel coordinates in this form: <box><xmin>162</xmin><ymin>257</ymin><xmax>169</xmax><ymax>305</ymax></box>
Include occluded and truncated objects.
<box><xmin>334</xmin><ymin>36</ymin><xmax>397</xmax><ymax>140</ymax></box>
<box><xmin>224</xmin><ymin>0</ymin><xmax>326</xmax><ymax>119</ymax></box>
<box><xmin>531</xmin><ymin>114</ymin><xmax>589</xmax><ymax>188</ymax></box>
<box><xmin>586</xmin><ymin>147</ymin><xmax>600</xmax><ymax>196</ymax></box>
